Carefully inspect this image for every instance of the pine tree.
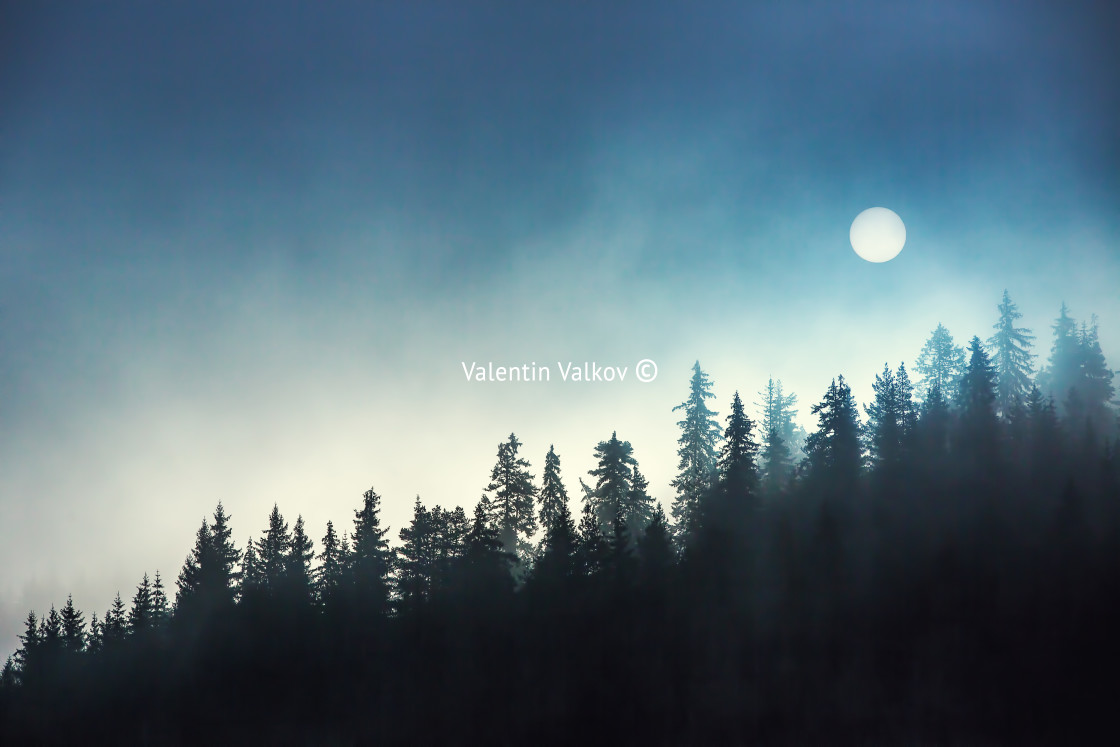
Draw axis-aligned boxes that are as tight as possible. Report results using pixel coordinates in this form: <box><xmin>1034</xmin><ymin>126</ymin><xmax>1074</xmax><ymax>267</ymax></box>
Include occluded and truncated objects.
<box><xmin>86</xmin><ymin>612</ymin><xmax>103</xmax><ymax>655</ymax></box>
<box><xmin>315</xmin><ymin>520</ymin><xmax>347</xmax><ymax>607</ymax></box>
<box><xmin>175</xmin><ymin>519</ymin><xmax>216</xmax><ymax>613</ymax></box>
<box><xmin>865</xmin><ymin>363</ymin><xmax>917</xmax><ymax>470</ymax></box>
<box><xmin>482</xmin><ymin>433</ymin><xmax>538</xmax><ymax>556</ymax></box>
<box><xmin>1037</xmin><ymin>303</ymin><xmax>1081</xmax><ymax>415</ymax></box>
<box><xmin>535</xmin><ymin>499</ymin><xmax>579</xmax><ymax>583</ymax></box>
<box><xmin>958</xmin><ymin>336</ymin><xmax>999</xmax><ymax>427</ymax></box>
<box><xmin>671</xmin><ymin>361</ymin><xmax>722</xmax><ymax>543</ymax></box>
<box><xmin>209</xmin><ymin>502</ymin><xmax>242</xmax><ymax>599</ymax></box>
<box><xmin>59</xmin><ymin>594</ymin><xmax>85</xmax><ymax>654</ymax></box>
<box><xmin>623</xmin><ymin>465</ymin><xmax>655</xmax><ymax>535</ymax></box>
<box><xmin>760</xmin><ymin>428</ymin><xmax>794</xmax><ymax>496</ymax></box>
<box><xmin>915</xmin><ymin>323</ymin><xmax>967</xmax><ymax>404</ymax></box>
<box><xmin>103</xmin><ymin>593</ymin><xmax>128</xmax><ymax>647</ymax></box>
<box><xmin>577</xmin><ymin>494</ymin><xmax>609</xmax><ymax>576</ymax></box>
<box><xmin>537</xmin><ymin>445</ymin><xmax>570</xmax><ymax>540</ymax></box>
<box><xmin>804</xmin><ymin>376</ymin><xmax>863</xmax><ymax>494</ymax></box>
<box><xmin>987</xmin><ymin>290</ymin><xmax>1036</xmax><ymax>420</ymax></box>
<box><xmin>350</xmin><ymin>487</ymin><xmax>393</xmax><ymax>617</ymax></box>
<box><xmin>587</xmin><ymin>432</ymin><xmax>638</xmax><ymax>532</ymax></box>
<box><xmin>151</xmin><ymin>571</ymin><xmax>170</xmax><ymax>631</ymax></box>
<box><xmin>128</xmin><ymin>574</ymin><xmax>154</xmax><ymax>636</ymax></box>
<box><xmin>431</xmin><ymin>505</ymin><xmax>468</xmax><ymax>596</ymax></box>
<box><xmin>396</xmin><ymin>497</ymin><xmax>436</xmax><ymax>608</ymax></box>
<box><xmin>756</xmin><ymin>377</ymin><xmax>804</xmax><ymax>459</ymax></box>
<box><xmin>464</xmin><ymin>497</ymin><xmax>516</xmax><ymax>598</ymax></box>
<box><xmin>718</xmin><ymin>391</ymin><xmax>760</xmax><ymax>508</ymax></box>
<box><xmin>286</xmin><ymin>514</ymin><xmax>315</xmax><ymax>601</ymax></box>
<box><xmin>637</xmin><ymin>503</ymin><xmax>675</xmax><ymax>585</ymax></box>
<box><xmin>15</xmin><ymin>611</ymin><xmax>40</xmax><ymax>678</ymax></box>
<box><xmin>240</xmin><ymin>537</ymin><xmax>262</xmax><ymax>597</ymax></box>
<box><xmin>1077</xmin><ymin>316</ymin><xmax>1116</xmax><ymax>432</ymax></box>
<box><xmin>258</xmin><ymin>504</ymin><xmax>292</xmax><ymax>594</ymax></box>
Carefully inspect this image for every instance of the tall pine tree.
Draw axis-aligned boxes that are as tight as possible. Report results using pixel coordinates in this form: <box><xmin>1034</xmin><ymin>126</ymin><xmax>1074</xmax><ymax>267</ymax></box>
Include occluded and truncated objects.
<box><xmin>670</xmin><ymin>361</ymin><xmax>721</xmax><ymax>544</ymax></box>
<box><xmin>915</xmin><ymin>323</ymin><xmax>967</xmax><ymax>404</ymax></box>
<box><xmin>987</xmin><ymin>290</ymin><xmax>1036</xmax><ymax>420</ymax></box>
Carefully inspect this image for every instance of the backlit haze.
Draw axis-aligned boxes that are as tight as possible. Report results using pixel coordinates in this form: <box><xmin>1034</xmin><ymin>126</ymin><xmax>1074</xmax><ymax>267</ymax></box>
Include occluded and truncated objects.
<box><xmin>2</xmin><ymin>1</ymin><xmax>1118</xmax><ymax>657</ymax></box>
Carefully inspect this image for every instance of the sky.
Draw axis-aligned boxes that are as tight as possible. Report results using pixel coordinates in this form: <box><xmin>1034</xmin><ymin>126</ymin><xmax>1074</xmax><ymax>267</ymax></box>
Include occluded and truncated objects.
<box><xmin>2</xmin><ymin>0</ymin><xmax>1119</xmax><ymax>657</ymax></box>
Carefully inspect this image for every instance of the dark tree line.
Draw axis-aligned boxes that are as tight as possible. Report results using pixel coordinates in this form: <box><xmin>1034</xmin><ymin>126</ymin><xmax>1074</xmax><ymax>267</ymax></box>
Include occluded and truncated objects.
<box><xmin>2</xmin><ymin>295</ymin><xmax>1119</xmax><ymax>744</ymax></box>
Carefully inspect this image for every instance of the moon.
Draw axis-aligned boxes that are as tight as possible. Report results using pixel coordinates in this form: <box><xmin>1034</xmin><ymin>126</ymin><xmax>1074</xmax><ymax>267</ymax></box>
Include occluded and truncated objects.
<box><xmin>850</xmin><ymin>207</ymin><xmax>906</xmax><ymax>263</ymax></box>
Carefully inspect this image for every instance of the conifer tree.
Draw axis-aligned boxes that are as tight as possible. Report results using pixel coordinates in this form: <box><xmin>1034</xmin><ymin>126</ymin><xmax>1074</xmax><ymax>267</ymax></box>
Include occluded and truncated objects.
<box><xmin>756</xmin><ymin>377</ymin><xmax>804</xmax><ymax>460</ymax></box>
<box><xmin>534</xmin><ymin>499</ymin><xmax>578</xmax><ymax>583</ymax></box>
<box><xmin>240</xmin><ymin>537</ymin><xmax>262</xmax><ymax>597</ymax></box>
<box><xmin>151</xmin><ymin>571</ymin><xmax>170</xmax><ymax>631</ymax></box>
<box><xmin>59</xmin><ymin>594</ymin><xmax>85</xmax><ymax>654</ymax></box>
<box><xmin>15</xmin><ymin>611</ymin><xmax>40</xmax><ymax>679</ymax></box>
<box><xmin>86</xmin><ymin>612</ymin><xmax>102</xmax><ymax>655</ymax></box>
<box><xmin>637</xmin><ymin>503</ymin><xmax>675</xmax><ymax>584</ymax></box>
<box><xmin>865</xmin><ymin>363</ymin><xmax>917</xmax><ymax>470</ymax></box>
<box><xmin>718</xmin><ymin>391</ymin><xmax>760</xmax><ymax>508</ymax></box>
<box><xmin>464</xmin><ymin>497</ymin><xmax>515</xmax><ymax>597</ymax></box>
<box><xmin>209</xmin><ymin>502</ymin><xmax>242</xmax><ymax>599</ymax></box>
<box><xmin>804</xmin><ymin>376</ymin><xmax>863</xmax><ymax>494</ymax></box>
<box><xmin>915</xmin><ymin>323</ymin><xmax>967</xmax><ymax>404</ymax></box>
<box><xmin>315</xmin><ymin>520</ymin><xmax>347</xmax><ymax>607</ymax></box>
<box><xmin>958</xmin><ymin>336</ymin><xmax>1000</xmax><ymax>430</ymax></box>
<box><xmin>1077</xmin><ymin>316</ymin><xmax>1116</xmax><ymax>432</ymax></box>
<box><xmin>258</xmin><ymin>504</ymin><xmax>292</xmax><ymax>594</ymax></box>
<box><xmin>623</xmin><ymin>465</ymin><xmax>655</xmax><ymax>535</ymax></box>
<box><xmin>577</xmin><ymin>496</ymin><xmax>610</xmax><ymax>576</ymax></box>
<box><xmin>128</xmin><ymin>574</ymin><xmax>154</xmax><ymax>636</ymax></box>
<box><xmin>537</xmin><ymin>445</ymin><xmax>570</xmax><ymax>540</ymax></box>
<box><xmin>760</xmin><ymin>429</ymin><xmax>794</xmax><ymax>496</ymax></box>
<box><xmin>482</xmin><ymin>433</ymin><xmax>538</xmax><ymax>556</ymax></box>
<box><xmin>103</xmin><ymin>594</ymin><xmax>128</xmax><ymax>647</ymax></box>
<box><xmin>286</xmin><ymin>514</ymin><xmax>315</xmax><ymax>601</ymax></box>
<box><xmin>350</xmin><ymin>488</ymin><xmax>393</xmax><ymax>617</ymax></box>
<box><xmin>397</xmin><ymin>497</ymin><xmax>436</xmax><ymax>608</ymax></box>
<box><xmin>671</xmin><ymin>361</ymin><xmax>722</xmax><ymax>543</ymax></box>
<box><xmin>587</xmin><ymin>431</ymin><xmax>638</xmax><ymax>531</ymax></box>
<box><xmin>987</xmin><ymin>290</ymin><xmax>1036</xmax><ymax>420</ymax></box>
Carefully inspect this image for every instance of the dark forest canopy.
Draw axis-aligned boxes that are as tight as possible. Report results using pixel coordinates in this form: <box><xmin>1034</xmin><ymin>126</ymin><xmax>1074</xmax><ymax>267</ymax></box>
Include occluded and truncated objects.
<box><xmin>3</xmin><ymin>296</ymin><xmax>1119</xmax><ymax>744</ymax></box>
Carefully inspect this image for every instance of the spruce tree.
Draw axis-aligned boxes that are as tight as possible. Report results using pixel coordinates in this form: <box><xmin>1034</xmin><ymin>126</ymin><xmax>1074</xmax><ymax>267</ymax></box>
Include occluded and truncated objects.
<box><xmin>59</xmin><ymin>595</ymin><xmax>85</xmax><ymax>654</ymax></box>
<box><xmin>286</xmin><ymin>515</ymin><xmax>315</xmax><ymax>601</ymax></box>
<box><xmin>957</xmin><ymin>336</ymin><xmax>1001</xmax><ymax>470</ymax></box>
<box><xmin>1037</xmin><ymin>302</ymin><xmax>1081</xmax><ymax>415</ymax></box>
<box><xmin>209</xmin><ymin>502</ymin><xmax>242</xmax><ymax>599</ymax></box>
<box><xmin>315</xmin><ymin>520</ymin><xmax>347</xmax><ymax>607</ymax></box>
<box><xmin>637</xmin><ymin>503</ymin><xmax>675</xmax><ymax>585</ymax></box>
<box><xmin>258</xmin><ymin>504</ymin><xmax>292</xmax><ymax>594</ymax></box>
<box><xmin>482</xmin><ymin>433</ymin><xmax>538</xmax><ymax>556</ymax></box>
<box><xmin>865</xmin><ymin>363</ymin><xmax>916</xmax><ymax>470</ymax></box>
<box><xmin>240</xmin><ymin>537</ymin><xmax>262</xmax><ymax>597</ymax></box>
<box><xmin>670</xmin><ymin>361</ymin><xmax>722</xmax><ymax>543</ymax></box>
<box><xmin>756</xmin><ymin>377</ymin><xmax>804</xmax><ymax>459</ymax></box>
<box><xmin>718</xmin><ymin>391</ymin><xmax>760</xmax><ymax>508</ymax></box>
<box><xmin>1077</xmin><ymin>316</ymin><xmax>1116</xmax><ymax>432</ymax></box>
<box><xmin>103</xmin><ymin>594</ymin><xmax>128</xmax><ymax>648</ymax></box>
<box><xmin>350</xmin><ymin>487</ymin><xmax>393</xmax><ymax>617</ymax></box>
<box><xmin>151</xmin><ymin>571</ymin><xmax>170</xmax><ymax>631</ymax></box>
<box><xmin>915</xmin><ymin>323</ymin><xmax>967</xmax><ymax>404</ymax></box>
<box><xmin>577</xmin><ymin>496</ymin><xmax>609</xmax><ymax>576</ymax></box>
<box><xmin>623</xmin><ymin>465</ymin><xmax>655</xmax><ymax>535</ymax></box>
<box><xmin>128</xmin><ymin>574</ymin><xmax>154</xmax><ymax>636</ymax></box>
<box><xmin>396</xmin><ymin>497</ymin><xmax>436</xmax><ymax>608</ymax></box>
<box><xmin>463</xmin><ymin>497</ymin><xmax>515</xmax><ymax>598</ymax></box>
<box><xmin>537</xmin><ymin>445</ymin><xmax>570</xmax><ymax>540</ymax></box>
<box><xmin>804</xmin><ymin>376</ymin><xmax>863</xmax><ymax>494</ymax></box>
<box><xmin>760</xmin><ymin>429</ymin><xmax>794</xmax><ymax>496</ymax></box>
<box><xmin>86</xmin><ymin>612</ymin><xmax>103</xmax><ymax>655</ymax></box>
<box><xmin>987</xmin><ymin>290</ymin><xmax>1036</xmax><ymax>420</ymax></box>
<box><xmin>535</xmin><ymin>499</ymin><xmax>578</xmax><ymax>583</ymax></box>
<box><xmin>587</xmin><ymin>431</ymin><xmax>638</xmax><ymax>531</ymax></box>
<box><xmin>15</xmin><ymin>612</ymin><xmax>40</xmax><ymax>680</ymax></box>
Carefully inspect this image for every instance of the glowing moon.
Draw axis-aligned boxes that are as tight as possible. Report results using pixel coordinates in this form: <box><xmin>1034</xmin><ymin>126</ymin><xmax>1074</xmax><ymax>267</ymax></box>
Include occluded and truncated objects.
<box><xmin>850</xmin><ymin>207</ymin><xmax>906</xmax><ymax>263</ymax></box>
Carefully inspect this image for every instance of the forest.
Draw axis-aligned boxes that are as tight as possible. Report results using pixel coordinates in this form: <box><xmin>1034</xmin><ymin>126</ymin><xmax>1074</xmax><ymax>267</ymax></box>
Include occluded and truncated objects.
<box><xmin>2</xmin><ymin>292</ymin><xmax>1118</xmax><ymax>745</ymax></box>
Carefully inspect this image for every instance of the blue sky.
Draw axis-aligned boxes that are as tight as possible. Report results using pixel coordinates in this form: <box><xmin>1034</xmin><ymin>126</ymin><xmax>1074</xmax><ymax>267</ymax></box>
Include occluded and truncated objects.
<box><xmin>2</xmin><ymin>0</ymin><xmax>1118</xmax><ymax>656</ymax></box>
